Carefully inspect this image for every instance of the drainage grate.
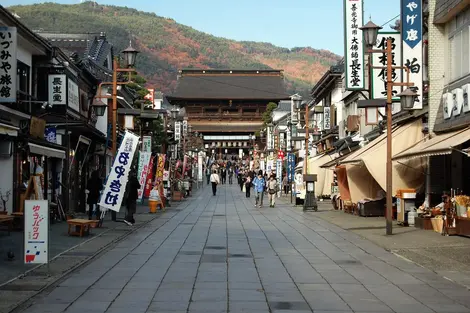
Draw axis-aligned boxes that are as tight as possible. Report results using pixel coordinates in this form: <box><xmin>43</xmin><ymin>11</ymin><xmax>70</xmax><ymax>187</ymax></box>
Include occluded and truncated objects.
<box><xmin>205</xmin><ymin>246</ymin><xmax>226</xmax><ymax>250</ymax></box>
<box><xmin>270</xmin><ymin>301</ymin><xmax>311</xmax><ymax>310</ymax></box>
<box><xmin>213</xmin><ymin>214</ymin><xmax>226</xmax><ymax>217</ymax></box>
<box><xmin>179</xmin><ymin>251</ymin><xmax>202</xmax><ymax>255</ymax></box>
<box><xmin>335</xmin><ymin>259</ymin><xmax>360</xmax><ymax>265</ymax></box>
<box><xmin>229</xmin><ymin>254</ymin><xmax>252</xmax><ymax>258</ymax></box>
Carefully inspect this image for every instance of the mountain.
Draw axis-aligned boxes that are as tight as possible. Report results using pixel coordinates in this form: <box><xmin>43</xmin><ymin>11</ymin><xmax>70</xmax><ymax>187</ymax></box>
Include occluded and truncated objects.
<box><xmin>7</xmin><ymin>2</ymin><xmax>342</xmax><ymax>98</ymax></box>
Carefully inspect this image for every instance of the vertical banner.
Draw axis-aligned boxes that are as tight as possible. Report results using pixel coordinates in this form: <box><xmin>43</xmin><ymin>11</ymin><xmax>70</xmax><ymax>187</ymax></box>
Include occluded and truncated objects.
<box><xmin>401</xmin><ymin>0</ymin><xmax>423</xmax><ymax>109</ymax></box>
<box><xmin>174</xmin><ymin>122</ymin><xmax>181</xmax><ymax>142</ymax></box>
<box><xmin>99</xmin><ymin>131</ymin><xmax>139</xmax><ymax>212</ymax></box>
<box><xmin>24</xmin><ymin>200</ymin><xmax>48</xmax><ymax>264</ymax></box>
<box><xmin>372</xmin><ymin>32</ymin><xmax>402</xmax><ymax>114</ymax></box>
<box><xmin>0</xmin><ymin>27</ymin><xmax>17</xmax><ymax>103</ymax></box>
<box><xmin>267</xmin><ymin>159</ymin><xmax>274</xmax><ymax>175</ymax></box>
<box><xmin>276</xmin><ymin>159</ymin><xmax>282</xmax><ymax>194</ymax></box>
<box><xmin>343</xmin><ymin>0</ymin><xmax>364</xmax><ymax>90</ymax></box>
<box><xmin>287</xmin><ymin>153</ymin><xmax>295</xmax><ymax>182</ymax></box>
<box><xmin>137</xmin><ymin>151</ymin><xmax>151</xmax><ymax>202</ymax></box>
<box><xmin>143</xmin><ymin>156</ymin><xmax>155</xmax><ymax>198</ymax></box>
<box><xmin>155</xmin><ymin>154</ymin><xmax>166</xmax><ymax>189</ymax></box>
<box><xmin>323</xmin><ymin>107</ymin><xmax>331</xmax><ymax>130</ymax></box>
<box><xmin>182</xmin><ymin>155</ymin><xmax>188</xmax><ymax>175</ymax></box>
<box><xmin>260</xmin><ymin>160</ymin><xmax>265</xmax><ymax>173</ymax></box>
<box><xmin>197</xmin><ymin>152</ymin><xmax>203</xmax><ymax>181</ymax></box>
<box><xmin>142</xmin><ymin>136</ymin><xmax>152</xmax><ymax>153</ymax></box>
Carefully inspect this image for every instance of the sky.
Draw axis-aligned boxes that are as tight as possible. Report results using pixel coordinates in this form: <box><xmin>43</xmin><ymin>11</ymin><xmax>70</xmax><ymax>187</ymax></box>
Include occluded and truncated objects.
<box><xmin>3</xmin><ymin>0</ymin><xmax>400</xmax><ymax>55</ymax></box>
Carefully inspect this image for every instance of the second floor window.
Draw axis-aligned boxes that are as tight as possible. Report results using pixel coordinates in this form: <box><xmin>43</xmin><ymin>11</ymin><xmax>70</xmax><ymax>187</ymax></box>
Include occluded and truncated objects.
<box><xmin>17</xmin><ymin>61</ymin><xmax>30</xmax><ymax>97</ymax></box>
<box><xmin>449</xmin><ymin>8</ymin><xmax>470</xmax><ymax>81</ymax></box>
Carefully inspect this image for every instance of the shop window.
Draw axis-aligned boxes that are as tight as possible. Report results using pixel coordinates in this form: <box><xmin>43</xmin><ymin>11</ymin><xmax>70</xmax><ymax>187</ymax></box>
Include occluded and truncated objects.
<box><xmin>449</xmin><ymin>8</ymin><xmax>470</xmax><ymax>81</ymax></box>
<box><xmin>17</xmin><ymin>61</ymin><xmax>30</xmax><ymax>101</ymax></box>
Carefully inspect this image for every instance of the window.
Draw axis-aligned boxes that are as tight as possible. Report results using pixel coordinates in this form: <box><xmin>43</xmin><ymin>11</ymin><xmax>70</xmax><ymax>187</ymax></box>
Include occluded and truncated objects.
<box><xmin>17</xmin><ymin>61</ymin><xmax>30</xmax><ymax>94</ymax></box>
<box><xmin>449</xmin><ymin>8</ymin><xmax>470</xmax><ymax>81</ymax></box>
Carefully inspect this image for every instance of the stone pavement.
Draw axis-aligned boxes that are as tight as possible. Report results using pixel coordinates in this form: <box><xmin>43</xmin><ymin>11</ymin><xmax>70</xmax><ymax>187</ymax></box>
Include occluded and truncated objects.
<box><xmin>17</xmin><ymin>185</ymin><xmax>470</xmax><ymax>313</ymax></box>
<box><xmin>285</xmin><ymin>198</ymin><xmax>470</xmax><ymax>289</ymax></box>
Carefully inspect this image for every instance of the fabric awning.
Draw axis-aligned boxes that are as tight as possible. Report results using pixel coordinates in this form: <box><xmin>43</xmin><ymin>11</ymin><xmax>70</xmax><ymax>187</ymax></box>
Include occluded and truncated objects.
<box><xmin>393</xmin><ymin>127</ymin><xmax>470</xmax><ymax>161</ymax></box>
<box><xmin>0</xmin><ymin>122</ymin><xmax>19</xmax><ymax>137</ymax></box>
<box><xmin>307</xmin><ymin>154</ymin><xmax>334</xmax><ymax>197</ymax></box>
<box><xmin>28</xmin><ymin>143</ymin><xmax>66</xmax><ymax>159</ymax></box>
<box><xmin>320</xmin><ymin>154</ymin><xmax>351</xmax><ymax>168</ymax></box>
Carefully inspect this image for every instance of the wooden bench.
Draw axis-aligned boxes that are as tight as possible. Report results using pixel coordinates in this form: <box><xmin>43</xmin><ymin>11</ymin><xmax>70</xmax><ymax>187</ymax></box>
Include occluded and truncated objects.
<box><xmin>0</xmin><ymin>215</ymin><xmax>14</xmax><ymax>235</ymax></box>
<box><xmin>67</xmin><ymin>219</ymin><xmax>97</xmax><ymax>237</ymax></box>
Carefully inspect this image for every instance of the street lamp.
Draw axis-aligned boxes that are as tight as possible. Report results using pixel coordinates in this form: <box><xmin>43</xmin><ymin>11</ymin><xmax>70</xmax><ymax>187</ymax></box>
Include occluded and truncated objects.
<box><xmin>170</xmin><ymin>106</ymin><xmax>179</xmax><ymax>119</ymax></box>
<box><xmin>91</xmin><ymin>99</ymin><xmax>107</xmax><ymax>116</ymax></box>
<box><xmin>121</xmin><ymin>41</ymin><xmax>140</xmax><ymax>68</ymax></box>
<box><xmin>359</xmin><ymin>19</ymin><xmax>419</xmax><ymax>235</ymax></box>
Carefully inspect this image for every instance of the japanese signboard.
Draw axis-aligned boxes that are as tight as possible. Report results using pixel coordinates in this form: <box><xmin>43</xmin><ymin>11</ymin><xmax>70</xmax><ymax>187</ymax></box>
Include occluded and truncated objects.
<box><xmin>324</xmin><ymin>107</ymin><xmax>331</xmax><ymax>130</ymax></box>
<box><xmin>182</xmin><ymin>119</ymin><xmax>188</xmax><ymax>136</ymax></box>
<box><xmin>99</xmin><ymin>131</ymin><xmax>139</xmax><ymax>212</ymax></box>
<box><xmin>48</xmin><ymin>75</ymin><xmax>66</xmax><ymax>105</ymax></box>
<box><xmin>401</xmin><ymin>0</ymin><xmax>423</xmax><ymax>109</ymax></box>
<box><xmin>267</xmin><ymin>158</ymin><xmax>274</xmax><ymax>175</ymax></box>
<box><xmin>287</xmin><ymin>153</ymin><xmax>295</xmax><ymax>182</ymax></box>
<box><xmin>137</xmin><ymin>151</ymin><xmax>151</xmax><ymax>202</ymax></box>
<box><xmin>343</xmin><ymin>0</ymin><xmax>364</xmax><ymax>90</ymax></box>
<box><xmin>143</xmin><ymin>156</ymin><xmax>155</xmax><ymax>198</ymax></box>
<box><xmin>198</xmin><ymin>152</ymin><xmax>203</xmax><ymax>181</ymax></box>
<box><xmin>24</xmin><ymin>200</ymin><xmax>48</xmax><ymax>264</ymax></box>
<box><xmin>276</xmin><ymin>159</ymin><xmax>282</xmax><ymax>192</ymax></box>
<box><xmin>142</xmin><ymin>136</ymin><xmax>152</xmax><ymax>153</ymax></box>
<box><xmin>155</xmin><ymin>154</ymin><xmax>166</xmax><ymax>188</ymax></box>
<box><xmin>44</xmin><ymin>127</ymin><xmax>57</xmax><ymax>144</ymax></box>
<box><xmin>175</xmin><ymin>121</ymin><xmax>181</xmax><ymax>141</ymax></box>
<box><xmin>371</xmin><ymin>32</ymin><xmax>402</xmax><ymax>101</ymax></box>
<box><xmin>0</xmin><ymin>27</ymin><xmax>17</xmax><ymax>103</ymax></box>
<box><xmin>67</xmin><ymin>78</ymin><xmax>80</xmax><ymax>112</ymax></box>
<box><xmin>442</xmin><ymin>84</ymin><xmax>470</xmax><ymax>119</ymax></box>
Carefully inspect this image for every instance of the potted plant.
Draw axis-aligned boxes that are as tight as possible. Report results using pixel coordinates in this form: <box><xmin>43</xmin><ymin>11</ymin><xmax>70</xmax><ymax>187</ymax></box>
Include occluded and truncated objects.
<box><xmin>0</xmin><ymin>189</ymin><xmax>11</xmax><ymax>215</ymax></box>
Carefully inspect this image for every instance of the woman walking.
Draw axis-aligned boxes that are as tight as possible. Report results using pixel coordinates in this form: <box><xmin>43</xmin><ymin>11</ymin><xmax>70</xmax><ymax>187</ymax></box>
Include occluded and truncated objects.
<box><xmin>210</xmin><ymin>170</ymin><xmax>220</xmax><ymax>196</ymax></box>
<box><xmin>245</xmin><ymin>175</ymin><xmax>252</xmax><ymax>198</ymax></box>
<box><xmin>252</xmin><ymin>171</ymin><xmax>265</xmax><ymax>208</ymax></box>
<box><xmin>282</xmin><ymin>174</ymin><xmax>289</xmax><ymax>196</ymax></box>
<box><xmin>267</xmin><ymin>175</ymin><xmax>279</xmax><ymax>207</ymax></box>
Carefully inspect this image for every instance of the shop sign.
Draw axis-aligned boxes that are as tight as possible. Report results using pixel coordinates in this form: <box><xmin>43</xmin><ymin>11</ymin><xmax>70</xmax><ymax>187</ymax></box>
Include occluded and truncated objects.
<box><xmin>174</xmin><ymin>121</ymin><xmax>181</xmax><ymax>141</ymax></box>
<box><xmin>67</xmin><ymin>78</ymin><xmax>80</xmax><ymax>112</ymax></box>
<box><xmin>142</xmin><ymin>135</ymin><xmax>152</xmax><ymax>153</ymax></box>
<box><xmin>276</xmin><ymin>159</ymin><xmax>282</xmax><ymax>191</ymax></box>
<box><xmin>238</xmin><ymin>149</ymin><xmax>243</xmax><ymax>159</ymax></box>
<box><xmin>137</xmin><ymin>151</ymin><xmax>151</xmax><ymax>202</ymax></box>
<box><xmin>198</xmin><ymin>152</ymin><xmax>203</xmax><ymax>181</ymax></box>
<box><xmin>30</xmin><ymin>117</ymin><xmax>46</xmax><ymax>140</ymax></box>
<box><xmin>48</xmin><ymin>74</ymin><xmax>66</xmax><ymax>105</ymax></box>
<box><xmin>287</xmin><ymin>153</ymin><xmax>296</xmax><ymax>182</ymax></box>
<box><xmin>0</xmin><ymin>27</ymin><xmax>17</xmax><ymax>103</ymax></box>
<box><xmin>182</xmin><ymin>119</ymin><xmax>188</xmax><ymax>136</ymax></box>
<box><xmin>343</xmin><ymin>0</ymin><xmax>364</xmax><ymax>90</ymax></box>
<box><xmin>99</xmin><ymin>131</ymin><xmax>139</xmax><ymax>212</ymax></box>
<box><xmin>372</xmin><ymin>32</ymin><xmax>402</xmax><ymax>102</ymax></box>
<box><xmin>324</xmin><ymin>107</ymin><xmax>331</xmax><ymax>130</ymax></box>
<box><xmin>442</xmin><ymin>84</ymin><xmax>470</xmax><ymax>120</ymax></box>
<box><xmin>24</xmin><ymin>200</ymin><xmax>48</xmax><ymax>264</ymax></box>
<box><xmin>267</xmin><ymin>159</ymin><xmax>274</xmax><ymax>175</ymax></box>
<box><xmin>44</xmin><ymin>127</ymin><xmax>57</xmax><ymax>144</ymax></box>
<box><xmin>163</xmin><ymin>170</ymin><xmax>170</xmax><ymax>181</ymax></box>
<box><xmin>401</xmin><ymin>0</ymin><xmax>423</xmax><ymax>109</ymax></box>
<box><xmin>143</xmin><ymin>156</ymin><xmax>155</xmax><ymax>198</ymax></box>
<box><xmin>155</xmin><ymin>154</ymin><xmax>166</xmax><ymax>188</ymax></box>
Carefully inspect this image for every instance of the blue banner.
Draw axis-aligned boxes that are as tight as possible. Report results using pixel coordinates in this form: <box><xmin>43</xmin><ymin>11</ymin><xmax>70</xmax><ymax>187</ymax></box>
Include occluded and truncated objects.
<box><xmin>287</xmin><ymin>153</ymin><xmax>295</xmax><ymax>182</ymax></box>
<box><xmin>401</xmin><ymin>0</ymin><xmax>422</xmax><ymax>49</ymax></box>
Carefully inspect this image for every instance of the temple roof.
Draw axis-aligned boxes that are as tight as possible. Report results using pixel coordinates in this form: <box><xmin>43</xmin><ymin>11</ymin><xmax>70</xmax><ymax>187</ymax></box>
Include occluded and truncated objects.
<box><xmin>167</xmin><ymin>69</ymin><xmax>290</xmax><ymax>101</ymax></box>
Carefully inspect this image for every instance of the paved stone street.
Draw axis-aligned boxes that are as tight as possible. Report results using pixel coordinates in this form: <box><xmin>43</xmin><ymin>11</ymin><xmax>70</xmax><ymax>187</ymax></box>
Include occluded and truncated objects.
<box><xmin>19</xmin><ymin>184</ymin><xmax>470</xmax><ymax>313</ymax></box>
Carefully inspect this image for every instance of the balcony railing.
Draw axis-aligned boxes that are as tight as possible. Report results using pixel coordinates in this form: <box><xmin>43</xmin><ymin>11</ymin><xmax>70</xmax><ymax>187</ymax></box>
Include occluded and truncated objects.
<box><xmin>189</xmin><ymin>112</ymin><xmax>260</xmax><ymax>119</ymax></box>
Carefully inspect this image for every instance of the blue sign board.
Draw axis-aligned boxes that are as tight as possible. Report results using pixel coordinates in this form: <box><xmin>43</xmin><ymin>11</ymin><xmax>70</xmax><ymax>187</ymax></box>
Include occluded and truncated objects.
<box><xmin>287</xmin><ymin>153</ymin><xmax>295</xmax><ymax>182</ymax></box>
<box><xmin>401</xmin><ymin>0</ymin><xmax>422</xmax><ymax>49</ymax></box>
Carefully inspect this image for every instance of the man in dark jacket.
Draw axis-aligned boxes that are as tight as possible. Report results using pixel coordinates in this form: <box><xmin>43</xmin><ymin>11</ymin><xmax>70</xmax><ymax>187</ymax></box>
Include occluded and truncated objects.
<box><xmin>124</xmin><ymin>172</ymin><xmax>141</xmax><ymax>226</ymax></box>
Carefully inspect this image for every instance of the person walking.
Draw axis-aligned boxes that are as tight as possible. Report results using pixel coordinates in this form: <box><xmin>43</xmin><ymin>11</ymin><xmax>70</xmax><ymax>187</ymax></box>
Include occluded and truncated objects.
<box><xmin>210</xmin><ymin>170</ymin><xmax>220</xmax><ymax>196</ymax></box>
<box><xmin>86</xmin><ymin>170</ymin><xmax>102</xmax><ymax>220</ymax></box>
<box><xmin>206</xmin><ymin>167</ymin><xmax>211</xmax><ymax>185</ymax></box>
<box><xmin>267</xmin><ymin>175</ymin><xmax>279</xmax><ymax>207</ymax></box>
<box><xmin>221</xmin><ymin>168</ymin><xmax>227</xmax><ymax>184</ymax></box>
<box><xmin>228</xmin><ymin>167</ymin><xmax>234</xmax><ymax>184</ymax></box>
<box><xmin>245</xmin><ymin>175</ymin><xmax>252</xmax><ymax>198</ymax></box>
<box><xmin>282</xmin><ymin>174</ymin><xmax>289</xmax><ymax>196</ymax></box>
<box><xmin>252</xmin><ymin>171</ymin><xmax>265</xmax><ymax>208</ymax></box>
<box><xmin>238</xmin><ymin>171</ymin><xmax>244</xmax><ymax>192</ymax></box>
<box><xmin>124</xmin><ymin>172</ymin><xmax>141</xmax><ymax>226</ymax></box>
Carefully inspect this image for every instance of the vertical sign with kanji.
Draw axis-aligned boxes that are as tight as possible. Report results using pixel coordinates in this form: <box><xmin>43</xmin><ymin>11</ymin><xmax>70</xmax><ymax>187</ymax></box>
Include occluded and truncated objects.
<box><xmin>371</xmin><ymin>33</ymin><xmax>402</xmax><ymax>104</ymax></box>
<box><xmin>323</xmin><ymin>107</ymin><xmax>331</xmax><ymax>130</ymax></box>
<box><xmin>175</xmin><ymin>121</ymin><xmax>181</xmax><ymax>141</ymax></box>
<box><xmin>24</xmin><ymin>200</ymin><xmax>49</xmax><ymax>264</ymax></box>
<box><xmin>401</xmin><ymin>0</ymin><xmax>423</xmax><ymax>109</ymax></box>
<box><xmin>343</xmin><ymin>0</ymin><xmax>364</xmax><ymax>90</ymax></box>
<box><xmin>0</xmin><ymin>27</ymin><xmax>17</xmax><ymax>103</ymax></box>
<box><xmin>99</xmin><ymin>131</ymin><xmax>139</xmax><ymax>212</ymax></box>
<box><xmin>48</xmin><ymin>75</ymin><xmax>66</xmax><ymax>105</ymax></box>
<box><xmin>287</xmin><ymin>153</ymin><xmax>295</xmax><ymax>182</ymax></box>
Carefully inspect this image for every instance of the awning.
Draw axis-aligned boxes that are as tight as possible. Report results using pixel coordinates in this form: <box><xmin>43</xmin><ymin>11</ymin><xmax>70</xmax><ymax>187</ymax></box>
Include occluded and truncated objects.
<box><xmin>320</xmin><ymin>153</ymin><xmax>351</xmax><ymax>168</ymax></box>
<box><xmin>393</xmin><ymin>127</ymin><xmax>470</xmax><ymax>161</ymax></box>
<box><xmin>28</xmin><ymin>143</ymin><xmax>66</xmax><ymax>159</ymax></box>
<box><xmin>0</xmin><ymin>122</ymin><xmax>19</xmax><ymax>137</ymax></box>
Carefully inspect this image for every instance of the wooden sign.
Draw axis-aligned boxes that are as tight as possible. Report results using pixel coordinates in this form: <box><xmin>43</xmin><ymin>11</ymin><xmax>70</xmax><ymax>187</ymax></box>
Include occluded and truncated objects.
<box><xmin>30</xmin><ymin>117</ymin><xmax>46</xmax><ymax>139</ymax></box>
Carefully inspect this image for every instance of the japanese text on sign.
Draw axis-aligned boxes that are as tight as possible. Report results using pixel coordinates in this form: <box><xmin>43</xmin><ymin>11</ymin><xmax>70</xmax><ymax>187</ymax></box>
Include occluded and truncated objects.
<box><xmin>401</xmin><ymin>0</ymin><xmax>423</xmax><ymax>109</ymax></box>
<box><xmin>24</xmin><ymin>200</ymin><xmax>48</xmax><ymax>264</ymax></box>
<box><xmin>344</xmin><ymin>0</ymin><xmax>364</xmax><ymax>90</ymax></box>
<box><xmin>99</xmin><ymin>132</ymin><xmax>139</xmax><ymax>212</ymax></box>
<box><xmin>0</xmin><ymin>27</ymin><xmax>17</xmax><ymax>103</ymax></box>
<box><xmin>48</xmin><ymin>75</ymin><xmax>66</xmax><ymax>105</ymax></box>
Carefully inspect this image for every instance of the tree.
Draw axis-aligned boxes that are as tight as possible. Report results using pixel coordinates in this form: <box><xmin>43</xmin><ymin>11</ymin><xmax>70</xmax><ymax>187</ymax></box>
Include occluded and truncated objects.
<box><xmin>262</xmin><ymin>102</ymin><xmax>278</xmax><ymax>127</ymax></box>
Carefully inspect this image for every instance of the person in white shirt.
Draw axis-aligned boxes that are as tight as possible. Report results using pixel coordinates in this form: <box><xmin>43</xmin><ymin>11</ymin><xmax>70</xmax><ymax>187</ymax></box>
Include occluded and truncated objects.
<box><xmin>210</xmin><ymin>170</ymin><xmax>220</xmax><ymax>196</ymax></box>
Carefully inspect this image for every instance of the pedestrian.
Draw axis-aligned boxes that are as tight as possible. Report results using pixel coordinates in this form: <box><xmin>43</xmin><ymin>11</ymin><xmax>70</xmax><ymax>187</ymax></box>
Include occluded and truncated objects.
<box><xmin>206</xmin><ymin>167</ymin><xmax>211</xmax><ymax>185</ymax></box>
<box><xmin>245</xmin><ymin>175</ymin><xmax>252</xmax><ymax>198</ymax></box>
<box><xmin>221</xmin><ymin>168</ymin><xmax>227</xmax><ymax>184</ymax></box>
<box><xmin>124</xmin><ymin>172</ymin><xmax>141</xmax><ymax>226</ymax></box>
<box><xmin>210</xmin><ymin>170</ymin><xmax>220</xmax><ymax>196</ymax></box>
<box><xmin>238</xmin><ymin>171</ymin><xmax>244</xmax><ymax>191</ymax></box>
<box><xmin>228</xmin><ymin>167</ymin><xmax>234</xmax><ymax>184</ymax></box>
<box><xmin>253</xmin><ymin>171</ymin><xmax>265</xmax><ymax>208</ymax></box>
<box><xmin>282</xmin><ymin>174</ymin><xmax>289</xmax><ymax>196</ymax></box>
<box><xmin>86</xmin><ymin>170</ymin><xmax>102</xmax><ymax>220</ymax></box>
<box><xmin>267</xmin><ymin>175</ymin><xmax>279</xmax><ymax>207</ymax></box>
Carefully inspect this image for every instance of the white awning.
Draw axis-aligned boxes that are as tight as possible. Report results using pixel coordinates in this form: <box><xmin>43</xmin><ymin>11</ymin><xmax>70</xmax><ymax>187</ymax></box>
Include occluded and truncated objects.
<box><xmin>0</xmin><ymin>122</ymin><xmax>19</xmax><ymax>137</ymax></box>
<box><xmin>28</xmin><ymin>143</ymin><xmax>66</xmax><ymax>159</ymax></box>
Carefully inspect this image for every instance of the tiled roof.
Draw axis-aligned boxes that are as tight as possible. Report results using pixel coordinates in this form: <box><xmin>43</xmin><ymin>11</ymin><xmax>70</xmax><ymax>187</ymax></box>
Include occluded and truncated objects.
<box><xmin>168</xmin><ymin>70</ymin><xmax>289</xmax><ymax>100</ymax></box>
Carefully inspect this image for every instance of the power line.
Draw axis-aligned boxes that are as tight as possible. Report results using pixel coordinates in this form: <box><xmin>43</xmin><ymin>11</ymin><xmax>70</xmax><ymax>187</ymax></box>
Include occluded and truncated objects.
<box><xmin>381</xmin><ymin>14</ymin><xmax>400</xmax><ymax>28</ymax></box>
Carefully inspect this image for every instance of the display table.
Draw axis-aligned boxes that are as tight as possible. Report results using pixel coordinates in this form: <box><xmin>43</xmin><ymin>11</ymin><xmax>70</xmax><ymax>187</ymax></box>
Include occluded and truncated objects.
<box><xmin>456</xmin><ymin>217</ymin><xmax>470</xmax><ymax>236</ymax></box>
<box><xmin>414</xmin><ymin>216</ymin><xmax>433</xmax><ymax>230</ymax></box>
<box><xmin>67</xmin><ymin>219</ymin><xmax>96</xmax><ymax>237</ymax></box>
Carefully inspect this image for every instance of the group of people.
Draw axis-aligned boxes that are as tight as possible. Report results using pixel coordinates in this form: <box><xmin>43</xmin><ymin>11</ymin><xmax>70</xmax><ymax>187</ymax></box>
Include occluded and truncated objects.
<box><xmin>238</xmin><ymin>170</ymin><xmax>280</xmax><ymax>208</ymax></box>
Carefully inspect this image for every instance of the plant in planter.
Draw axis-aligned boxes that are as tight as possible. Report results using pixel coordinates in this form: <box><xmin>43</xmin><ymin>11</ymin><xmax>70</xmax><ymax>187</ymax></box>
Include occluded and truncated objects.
<box><xmin>0</xmin><ymin>189</ymin><xmax>11</xmax><ymax>214</ymax></box>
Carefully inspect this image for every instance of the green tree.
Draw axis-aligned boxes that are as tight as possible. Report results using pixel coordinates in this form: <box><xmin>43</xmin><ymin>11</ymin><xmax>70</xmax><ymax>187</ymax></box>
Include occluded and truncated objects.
<box><xmin>262</xmin><ymin>102</ymin><xmax>278</xmax><ymax>127</ymax></box>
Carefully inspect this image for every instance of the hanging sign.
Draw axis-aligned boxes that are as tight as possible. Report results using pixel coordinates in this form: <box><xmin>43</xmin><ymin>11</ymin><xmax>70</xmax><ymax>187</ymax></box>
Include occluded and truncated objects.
<box><xmin>324</xmin><ymin>107</ymin><xmax>331</xmax><ymax>130</ymax></box>
<box><xmin>287</xmin><ymin>153</ymin><xmax>296</xmax><ymax>182</ymax></box>
<box><xmin>0</xmin><ymin>27</ymin><xmax>17</xmax><ymax>103</ymax></box>
<box><xmin>24</xmin><ymin>200</ymin><xmax>48</xmax><ymax>264</ymax></box>
<box><xmin>48</xmin><ymin>74</ymin><xmax>66</xmax><ymax>105</ymax></box>
<box><xmin>343</xmin><ymin>0</ymin><xmax>364</xmax><ymax>90</ymax></box>
<box><xmin>67</xmin><ymin>78</ymin><xmax>80</xmax><ymax>112</ymax></box>
<box><xmin>99</xmin><ymin>131</ymin><xmax>139</xmax><ymax>212</ymax></box>
<box><xmin>142</xmin><ymin>136</ymin><xmax>152</xmax><ymax>153</ymax></box>
<box><xmin>371</xmin><ymin>32</ymin><xmax>402</xmax><ymax>103</ymax></box>
<box><xmin>175</xmin><ymin>121</ymin><xmax>181</xmax><ymax>141</ymax></box>
<box><xmin>401</xmin><ymin>0</ymin><xmax>423</xmax><ymax>109</ymax></box>
<box><xmin>276</xmin><ymin>159</ymin><xmax>282</xmax><ymax>192</ymax></box>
